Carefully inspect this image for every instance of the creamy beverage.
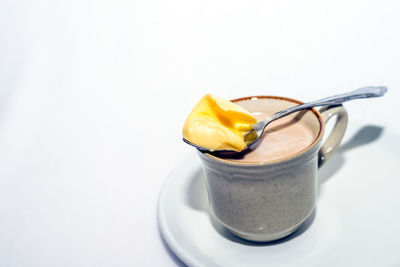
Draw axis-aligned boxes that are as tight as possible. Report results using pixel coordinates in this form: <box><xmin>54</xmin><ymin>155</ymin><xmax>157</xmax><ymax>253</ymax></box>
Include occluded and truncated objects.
<box><xmin>227</xmin><ymin>111</ymin><xmax>316</xmax><ymax>163</ymax></box>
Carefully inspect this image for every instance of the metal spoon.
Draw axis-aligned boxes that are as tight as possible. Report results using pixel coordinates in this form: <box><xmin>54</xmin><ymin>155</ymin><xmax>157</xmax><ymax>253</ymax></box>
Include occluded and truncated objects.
<box><xmin>183</xmin><ymin>86</ymin><xmax>387</xmax><ymax>154</ymax></box>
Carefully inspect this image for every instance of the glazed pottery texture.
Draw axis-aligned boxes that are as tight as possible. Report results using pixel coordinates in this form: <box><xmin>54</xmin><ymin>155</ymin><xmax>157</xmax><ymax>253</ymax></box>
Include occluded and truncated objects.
<box><xmin>198</xmin><ymin>96</ymin><xmax>348</xmax><ymax>242</ymax></box>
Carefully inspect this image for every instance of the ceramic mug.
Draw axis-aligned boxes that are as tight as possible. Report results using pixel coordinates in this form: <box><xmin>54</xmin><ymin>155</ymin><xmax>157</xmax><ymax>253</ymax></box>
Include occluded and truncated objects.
<box><xmin>198</xmin><ymin>96</ymin><xmax>348</xmax><ymax>242</ymax></box>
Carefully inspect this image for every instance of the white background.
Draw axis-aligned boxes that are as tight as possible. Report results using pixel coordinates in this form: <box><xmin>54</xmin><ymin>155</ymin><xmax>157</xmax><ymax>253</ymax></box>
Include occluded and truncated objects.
<box><xmin>0</xmin><ymin>0</ymin><xmax>399</xmax><ymax>266</ymax></box>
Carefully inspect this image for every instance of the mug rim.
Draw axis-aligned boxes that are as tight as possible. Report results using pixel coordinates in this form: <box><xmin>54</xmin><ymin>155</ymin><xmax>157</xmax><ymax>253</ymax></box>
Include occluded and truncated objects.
<box><xmin>202</xmin><ymin>95</ymin><xmax>325</xmax><ymax>166</ymax></box>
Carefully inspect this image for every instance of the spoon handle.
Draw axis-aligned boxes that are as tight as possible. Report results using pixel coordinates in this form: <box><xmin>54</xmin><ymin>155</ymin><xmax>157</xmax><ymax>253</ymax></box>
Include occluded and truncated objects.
<box><xmin>270</xmin><ymin>86</ymin><xmax>387</xmax><ymax>121</ymax></box>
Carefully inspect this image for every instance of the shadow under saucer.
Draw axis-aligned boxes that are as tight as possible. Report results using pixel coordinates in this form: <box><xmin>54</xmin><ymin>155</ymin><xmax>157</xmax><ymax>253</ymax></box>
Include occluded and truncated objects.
<box><xmin>158</xmin><ymin>228</ymin><xmax>188</xmax><ymax>267</ymax></box>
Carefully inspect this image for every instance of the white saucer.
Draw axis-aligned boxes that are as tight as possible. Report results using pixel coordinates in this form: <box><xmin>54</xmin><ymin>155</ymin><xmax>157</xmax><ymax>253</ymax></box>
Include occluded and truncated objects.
<box><xmin>158</xmin><ymin>125</ymin><xmax>400</xmax><ymax>267</ymax></box>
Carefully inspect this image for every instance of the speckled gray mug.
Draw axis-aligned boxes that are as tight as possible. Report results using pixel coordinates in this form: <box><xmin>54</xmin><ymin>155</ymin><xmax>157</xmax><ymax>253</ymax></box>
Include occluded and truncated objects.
<box><xmin>198</xmin><ymin>96</ymin><xmax>348</xmax><ymax>242</ymax></box>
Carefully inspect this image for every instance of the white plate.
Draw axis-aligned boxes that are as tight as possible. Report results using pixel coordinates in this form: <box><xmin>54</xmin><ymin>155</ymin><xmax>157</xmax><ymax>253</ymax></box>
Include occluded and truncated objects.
<box><xmin>158</xmin><ymin>124</ymin><xmax>400</xmax><ymax>267</ymax></box>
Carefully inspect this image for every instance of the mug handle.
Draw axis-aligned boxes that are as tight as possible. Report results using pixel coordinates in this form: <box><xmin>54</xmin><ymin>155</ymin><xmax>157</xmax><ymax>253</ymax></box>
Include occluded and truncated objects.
<box><xmin>318</xmin><ymin>105</ymin><xmax>348</xmax><ymax>167</ymax></box>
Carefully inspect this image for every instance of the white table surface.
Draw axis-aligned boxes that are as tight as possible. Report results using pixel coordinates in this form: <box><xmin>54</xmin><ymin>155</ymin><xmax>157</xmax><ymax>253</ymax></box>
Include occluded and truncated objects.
<box><xmin>0</xmin><ymin>0</ymin><xmax>399</xmax><ymax>266</ymax></box>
